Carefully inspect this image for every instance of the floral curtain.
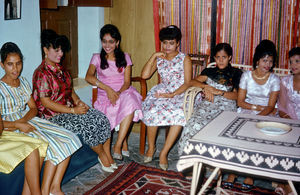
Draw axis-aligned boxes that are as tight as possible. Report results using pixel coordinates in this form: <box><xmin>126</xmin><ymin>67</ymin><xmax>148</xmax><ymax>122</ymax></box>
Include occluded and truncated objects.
<box><xmin>153</xmin><ymin>0</ymin><xmax>299</xmax><ymax>69</ymax></box>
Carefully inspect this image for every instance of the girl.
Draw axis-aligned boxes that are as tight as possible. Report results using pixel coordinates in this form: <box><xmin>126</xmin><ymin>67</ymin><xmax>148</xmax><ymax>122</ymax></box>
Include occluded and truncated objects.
<box><xmin>0</xmin><ymin>115</ymin><xmax>48</xmax><ymax>195</ymax></box>
<box><xmin>0</xmin><ymin>42</ymin><xmax>81</xmax><ymax>195</ymax></box>
<box><xmin>85</xmin><ymin>24</ymin><xmax>143</xmax><ymax>160</ymax></box>
<box><xmin>32</xmin><ymin>29</ymin><xmax>115</xmax><ymax>173</ymax></box>
<box><xmin>178</xmin><ymin>43</ymin><xmax>242</xmax><ymax>155</ymax></box>
<box><xmin>141</xmin><ymin>25</ymin><xmax>192</xmax><ymax>170</ymax></box>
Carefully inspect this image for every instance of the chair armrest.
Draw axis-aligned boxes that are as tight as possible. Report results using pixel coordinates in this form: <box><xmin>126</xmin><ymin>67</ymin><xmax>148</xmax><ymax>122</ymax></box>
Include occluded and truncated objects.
<box><xmin>183</xmin><ymin>87</ymin><xmax>203</xmax><ymax>121</ymax></box>
<box><xmin>92</xmin><ymin>86</ymin><xmax>97</xmax><ymax>108</ymax></box>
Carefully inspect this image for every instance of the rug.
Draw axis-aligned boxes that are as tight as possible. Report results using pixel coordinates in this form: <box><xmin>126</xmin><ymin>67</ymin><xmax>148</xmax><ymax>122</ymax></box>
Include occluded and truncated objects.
<box><xmin>84</xmin><ymin>162</ymin><xmax>191</xmax><ymax>195</ymax></box>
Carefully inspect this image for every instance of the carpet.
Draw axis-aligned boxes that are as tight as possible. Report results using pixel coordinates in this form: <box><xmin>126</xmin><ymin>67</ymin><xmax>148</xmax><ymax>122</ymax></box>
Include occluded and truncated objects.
<box><xmin>84</xmin><ymin>162</ymin><xmax>191</xmax><ymax>195</ymax></box>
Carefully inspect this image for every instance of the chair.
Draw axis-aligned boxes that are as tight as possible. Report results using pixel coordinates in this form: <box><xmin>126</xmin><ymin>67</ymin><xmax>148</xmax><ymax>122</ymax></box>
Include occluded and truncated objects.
<box><xmin>92</xmin><ymin>76</ymin><xmax>147</xmax><ymax>155</ymax></box>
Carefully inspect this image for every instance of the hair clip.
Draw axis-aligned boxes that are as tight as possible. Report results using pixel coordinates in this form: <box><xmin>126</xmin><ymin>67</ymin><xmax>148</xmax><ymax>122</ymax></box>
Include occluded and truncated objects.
<box><xmin>167</xmin><ymin>25</ymin><xmax>175</xmax><ymax>29</ymax></box>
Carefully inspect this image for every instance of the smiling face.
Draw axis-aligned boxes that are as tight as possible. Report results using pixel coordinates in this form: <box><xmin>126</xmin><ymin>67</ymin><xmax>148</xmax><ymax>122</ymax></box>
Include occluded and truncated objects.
<box><xmin>0</xmin><ymin>53</ymin><xmax>22</xmax><ymax>80</ymax></box>
<box><xmin>214</xmin><ymin>50</ymin><xmax>232</xmax><ymax>69</ymax></box>
<box><xmin>101</xmin><ymin>33</ymin><xmax>119</xmax><ymax>56</ymax></box>
<box><xmin>161</xmin><ymin>39</ymin><xmax>179</xmax><ymax>55</ymax></box>
<box><xmin>290</xmin><ymin>54</ymin><xmax>300</xmax><ymax>75</ymax></box>
<box><xmin>44</xmin><ymin>46</ymin><xmax>63</xmax><ymax>65</ymax></box>
<box><xmin>256</xmin><ymin>55</ymin><xmax>273</xmax><ymax>74</ymax></box>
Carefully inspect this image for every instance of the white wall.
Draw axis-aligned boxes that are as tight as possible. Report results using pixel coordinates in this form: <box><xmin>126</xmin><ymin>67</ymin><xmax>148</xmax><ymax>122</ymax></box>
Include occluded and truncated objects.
<box><xmin>78</xmin><ymin>7</ymin><xmax>104</xmax><ymax>78</ymax></box>
<box><xmin>0</xmin><ymin>1</ymin><xmax>42</xmax><ymax>83</ymax></box>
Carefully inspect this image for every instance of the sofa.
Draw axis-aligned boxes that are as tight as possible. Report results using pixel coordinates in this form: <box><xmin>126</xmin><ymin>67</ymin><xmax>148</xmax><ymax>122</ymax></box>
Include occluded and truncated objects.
<box><xmin>0</xmin><ymin>136</ymin><xmax>98</xmax><ymax>195</ymax></box>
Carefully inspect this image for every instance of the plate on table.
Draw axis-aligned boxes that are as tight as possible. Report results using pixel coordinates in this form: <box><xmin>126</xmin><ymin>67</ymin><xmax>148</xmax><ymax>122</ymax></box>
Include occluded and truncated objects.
<box><xmin>256</xmin><ymin>122</ymin><xmax>292</xmax><ymax>136</ymax></box>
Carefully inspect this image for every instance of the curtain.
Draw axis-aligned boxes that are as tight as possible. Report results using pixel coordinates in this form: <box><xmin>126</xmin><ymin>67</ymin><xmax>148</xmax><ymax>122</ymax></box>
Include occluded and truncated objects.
<box><xmin>153</xmin><ymin>0</ymin><xmax>299</xmax><ymax>69</ymax></box>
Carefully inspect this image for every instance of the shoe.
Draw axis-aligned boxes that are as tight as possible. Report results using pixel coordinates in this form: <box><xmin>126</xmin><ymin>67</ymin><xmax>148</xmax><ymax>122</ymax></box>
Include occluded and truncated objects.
<box><xmin>159</xmin><ymin>163</ymin><xmax>168</xmax><ymax>171</ymax></box>
<box><xmin>98</xmin><ymin>157</ymin><xmax>114</xmax><ymax>173</ymax></box>
<box><xmin>110</xmin><ymin>163</ymin><xmax>118</xmax><ymax>169</ymax></box>
<box><xmin>113</xmin><ymin>152</ymin><xmax>123</xmax><ymax>160</ymax></box>
<box><xmin>222</xmin><ymin>181</ymin><xmax>234</xmax><ymax>189</ymax></box>
<box><xmin>143</xmin><ymin>148</ymin><xmax>156</xmax><ymax>163</ymax></box>
<box><xmin>241</xmin><ymin>183</ymin><xmax>253</xmax><ymax>192</ymax></box>
<box><xmin>122</xmin><ymin>150</ymin><xmax>130</xmax><ymax>157</ymax></box>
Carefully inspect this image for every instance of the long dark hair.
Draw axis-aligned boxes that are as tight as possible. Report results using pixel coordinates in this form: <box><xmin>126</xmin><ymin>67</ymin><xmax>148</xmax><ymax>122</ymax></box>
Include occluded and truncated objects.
<box><xmin>252</xmin><ymin>39</ymin><xmax>277</xmax><ymax>72</ymax></box>
<box><xmin>100</xmin><ymin>24</ymin><xmax>126</xmax><ymax>70</ymax></box>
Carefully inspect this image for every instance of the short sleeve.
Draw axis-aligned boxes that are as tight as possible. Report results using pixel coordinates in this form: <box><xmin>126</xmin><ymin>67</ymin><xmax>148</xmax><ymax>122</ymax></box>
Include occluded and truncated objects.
<box><xmin>89</xmin><ymin>53</ymin><xmax>101</xmax><ymax>68</ymax></box>
<box><xmin>239</xmin><ymin>71</ymin><xmax>249</xmax><ymax>89</ymax></box>
<box><xmin>20</xmin><ymin>77</ymin><xmax>33</xmax><ymax>96</ymax></box>
<box><xmin>33</xmin><ymin>70</ymin><xmax>52</xmax><ymax>98</ymax></box>
<box><xmin>270</xmin><ymin>74</ymin><xmax>280</xmax><ymax>92</ymax></box>
<box><xmin>125</xmin><ymin>53</ymin><xmax>132</xmax><ymax>66</ymax></box>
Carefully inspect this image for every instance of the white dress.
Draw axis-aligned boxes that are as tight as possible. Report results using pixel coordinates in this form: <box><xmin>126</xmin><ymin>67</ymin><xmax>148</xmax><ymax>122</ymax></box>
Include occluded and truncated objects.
<box><xmin>237</xmin><ymin>71</ymin><xmax>280</xmax><ymax>114</ymax></box>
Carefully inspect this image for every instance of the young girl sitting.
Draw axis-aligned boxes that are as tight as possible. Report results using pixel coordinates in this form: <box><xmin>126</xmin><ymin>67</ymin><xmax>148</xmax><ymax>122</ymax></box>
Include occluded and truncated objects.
<box><xmin>85</xmin><ymin>24</ymin><xmax>143</xmax><ymax>160</ymax></box>
<box><xmin>141</xmin><ymin>25</ymin><xmax>192</xmax><ymax>170</ymax></box>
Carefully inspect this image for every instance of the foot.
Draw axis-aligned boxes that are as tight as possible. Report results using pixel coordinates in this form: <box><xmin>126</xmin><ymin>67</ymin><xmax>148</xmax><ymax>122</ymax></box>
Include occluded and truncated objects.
<box><xmin>110</xmin><ymin>163</ymin><xmax>118</xmax><ymax>169</ymax></box>
<box><xmin>144</xmin><ymin>147</ymin><xmax>156</xmax><ymax>163</ymax></box>
<box><xmin>241</xmin><ymin>177</ymin><xmax>253</xmax><ymax>192</ymax></box>
<box><xmin>222</xmin><ymin>174</ymin><xmax>236</xmax><ymax>189</ymax></box>
<box><xmin>159</xmin><ymin>152</ymin><xmax>168</xmax><ymax>170</ymax></box>
<box><xmin>122</xmin><ymin>150</ymin><xmax>130</xmax><ymax>157</ymax></box>
<box><xmin>112</xmin><ymin>153</ymin><xmax>123</xmax><ymax>160</ymax></box>
<box><xmin>98</xmin><ymin>157</ymin><xmax>114</xmax><ymax>173</ymax></box>
<box><xmin>159</xmin><ymin>163</ymin><xmax>168</xmax><ymax>171</ymax></box>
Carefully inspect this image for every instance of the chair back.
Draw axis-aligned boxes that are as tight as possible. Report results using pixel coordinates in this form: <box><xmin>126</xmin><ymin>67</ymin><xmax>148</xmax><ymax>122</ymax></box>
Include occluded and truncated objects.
<box><xmin>188</xmin><ymin>53</ymin><xmax>209</xmax><ymax>78</ymax></box>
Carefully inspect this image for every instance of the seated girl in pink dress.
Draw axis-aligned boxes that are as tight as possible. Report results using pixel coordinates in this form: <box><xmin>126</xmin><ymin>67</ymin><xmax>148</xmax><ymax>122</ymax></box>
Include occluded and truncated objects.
<box><xmin>278</xmin><ymin>47</ymin><xmax>300</xmax><ymax>120</ymax></box>
<box><xmin>85</xmin><ymin>24</ymin><xmax>143</xmax><ymax>160</ymax></box>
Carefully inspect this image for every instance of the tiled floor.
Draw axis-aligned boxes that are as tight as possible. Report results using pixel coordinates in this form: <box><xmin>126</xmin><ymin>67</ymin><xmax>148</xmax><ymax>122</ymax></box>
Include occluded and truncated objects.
<box><xmin>62</xmin><ymin>127</ymin><xmax>180</xmax><ymax>194</ymax></box>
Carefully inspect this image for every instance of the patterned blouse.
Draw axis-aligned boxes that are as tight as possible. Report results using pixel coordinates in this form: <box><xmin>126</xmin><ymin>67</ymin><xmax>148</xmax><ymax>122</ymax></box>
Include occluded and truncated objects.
<box><xmin>32</xmin><ymin>61</ymin><xmax>74</xmax><ymax>119</ymax></box>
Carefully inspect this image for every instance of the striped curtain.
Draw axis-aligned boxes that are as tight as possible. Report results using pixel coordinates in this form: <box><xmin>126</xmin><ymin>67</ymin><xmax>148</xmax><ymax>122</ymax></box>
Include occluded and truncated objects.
<box><xmin>153</xmin><ymin>0</ymin><xmax>299</xmax><ymax>69</ymax></box>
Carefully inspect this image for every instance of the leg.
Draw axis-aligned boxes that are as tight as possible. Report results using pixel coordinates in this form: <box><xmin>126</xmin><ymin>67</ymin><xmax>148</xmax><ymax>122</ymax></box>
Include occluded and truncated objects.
<box><xmin>22</xmin><ymin>149</ymin><xmax>42</xmax><ymax>195</ymax></box>
<box><xmin>41</xmin><ymin>161</ymin><xmax>57</xmax><ymax>195</ymax></box>
<box><xmin>103</xmin><ymin>137</ymin><xmax>115</xmax><ymax>164</ymax></box>
<box><xmin>145</xmin><ymin>126</ymin><xmax>159</xmax><ymax>158</ymax></box>
<box><xmin>113</xmin><ymin>113</ymin><xmax>134</xmax><ymax>155</ymax></box>
<box><xmin>92</xmin><ymin>144</ymin><xmax>111</xmax><ymax>167</ymax></box>
<box><xmin>159</xmin><ymin>125</ymin><xmax>182</xmax><ymax>165</ymax></box>
<box><xmin>50</xmin><ymin>157</ymin><xmax>70</xmax><ymax>195</ymax></box>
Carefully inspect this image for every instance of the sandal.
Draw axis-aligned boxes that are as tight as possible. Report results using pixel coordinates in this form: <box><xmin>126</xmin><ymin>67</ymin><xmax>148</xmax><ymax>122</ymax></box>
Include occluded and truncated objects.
<box><xmin>222</xmin><ymin>181</ymin><xmax>234</xmax><ymax>189</ymax></box>
<box><xmin>241</xmin><ymin>183</ymin><xmax>253</xmax><ymax>192</ymax></box>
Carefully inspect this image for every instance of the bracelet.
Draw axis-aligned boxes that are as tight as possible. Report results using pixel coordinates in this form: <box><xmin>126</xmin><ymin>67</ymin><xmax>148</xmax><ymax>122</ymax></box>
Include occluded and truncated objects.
<box><xmin>70</xmin><ymin>108</ymin><xmax>75</xmax><ymax>114</ymax></box>
<box><xmin>251</xmin><ymin>104</ymin><xmax>257</xmax><ymax>111</ymax></box>
<box><xmin>95</xmin><ymin>81</ymin><xmax>100</xmax><ymax>87</ymax></box>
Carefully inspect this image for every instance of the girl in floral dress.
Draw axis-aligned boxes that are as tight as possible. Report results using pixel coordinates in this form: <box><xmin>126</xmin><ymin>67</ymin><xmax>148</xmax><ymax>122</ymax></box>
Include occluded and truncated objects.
<box><xmin>141</xmin><ymin>25</ymin><xmax>192</xmax><ymax>170</ymax></box>
<box><xmin>0</xmin><ymin>42</ymin><xmax>81</xmax><ymax>195</ymax></box>
<box><xmin>85</xmin><ymin>24</ymin><xmax>143</xmax><ymax>160</ymax></box>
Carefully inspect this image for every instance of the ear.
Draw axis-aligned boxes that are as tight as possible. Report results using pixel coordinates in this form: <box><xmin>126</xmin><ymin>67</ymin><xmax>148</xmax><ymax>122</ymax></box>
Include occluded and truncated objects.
<box><xmin>43</xmin><ymin>47</ymin><xmax>48</xmax><ymax>57</ymax></box>
<box><xmin>116</xmin><ymin>41</ymin><xmax>120</xmax><ymax>47</ymax></box>
<box><xmin>0</xmin><ymin>62</ymin><xmax>4</xmax><ymax>69</ymax></box>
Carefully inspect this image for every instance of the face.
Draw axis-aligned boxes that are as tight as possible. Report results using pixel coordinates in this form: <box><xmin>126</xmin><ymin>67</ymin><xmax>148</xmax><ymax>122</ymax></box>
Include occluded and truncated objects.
<box><xmin>101</xmin><ymin>34</ymin><xmax>119</xmax><ymax>55</ymax></box>
<box><xmin>161</xmin><ymin>39</ymin><xmax>179</xmax><ymax>54</ymax></box>
<box><xmin>214</xmin><ymin>50</ymin><xmax>231</xmax><ymax>69</ymax></box>
<box><xmin>0</xmin><ymin>53</ymin><xmax>22</xmax><ymax>80</ymax></box>
<box><xmin>290</xmin><ymin>54</ymin><xmax>300</xmax><ymax>75</ymax></box>
<box><xmin>256</xmin><ymin>55</ymin><xmax>273</xmax><ymax>74</ymax></box>
<box><xmin>44</xmin><ymin>46</ymin><xmax>63</xmax><ymax>65</ymax></box>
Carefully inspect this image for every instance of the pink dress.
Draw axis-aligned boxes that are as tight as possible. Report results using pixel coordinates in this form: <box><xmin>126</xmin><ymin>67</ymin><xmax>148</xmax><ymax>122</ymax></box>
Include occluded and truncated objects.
<box><xmin>90</xmin><ymin>53</ymin><xmax>143</xmax><ymax>130</ymax></box>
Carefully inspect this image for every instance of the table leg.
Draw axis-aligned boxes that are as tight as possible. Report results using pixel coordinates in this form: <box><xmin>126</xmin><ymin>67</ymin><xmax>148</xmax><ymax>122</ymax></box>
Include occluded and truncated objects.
<box><xmin>198</xmin><ymin>167</ymin><xmax>220</xmax><ymax>195</ymax></box>
<box><xmin>190</xmin><ymin>162</ymin><xmax>202</xmax><ymax>195</ymax></box>
<box><xmin>288</xmin><ymin>180</ymin><xmax>298</xmax><ymax>195</ymax></box>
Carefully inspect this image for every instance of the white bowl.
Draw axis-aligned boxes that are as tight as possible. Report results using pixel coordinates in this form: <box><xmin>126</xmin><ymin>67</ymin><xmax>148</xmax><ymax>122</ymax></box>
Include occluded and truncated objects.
<box><xmin>256</xmin><ymin>122</ymin><xmax>291</xmax><ymax>136</ymax></box>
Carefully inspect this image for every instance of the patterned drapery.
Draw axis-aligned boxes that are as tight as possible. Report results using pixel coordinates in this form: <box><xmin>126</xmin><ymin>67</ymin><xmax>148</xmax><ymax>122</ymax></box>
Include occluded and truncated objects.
<box><xmin>153</xmin><ymin>0</ymin><xmax>299</xmax><ymax>69</ymax></box>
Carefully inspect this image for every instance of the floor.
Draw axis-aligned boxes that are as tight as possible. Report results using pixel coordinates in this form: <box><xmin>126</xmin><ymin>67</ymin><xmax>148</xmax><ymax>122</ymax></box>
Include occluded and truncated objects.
<box><xmin>62</xmin><ymin>127</ymin><xmax>181</xmax><ymax>194</ymax></box>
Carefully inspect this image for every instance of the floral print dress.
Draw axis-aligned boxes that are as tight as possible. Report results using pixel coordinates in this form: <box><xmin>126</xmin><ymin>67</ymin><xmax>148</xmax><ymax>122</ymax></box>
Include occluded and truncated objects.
<box><xmin>142</xmin><ymin>52</ymin><xmax>186</xmax><ymax>126</ymax></box>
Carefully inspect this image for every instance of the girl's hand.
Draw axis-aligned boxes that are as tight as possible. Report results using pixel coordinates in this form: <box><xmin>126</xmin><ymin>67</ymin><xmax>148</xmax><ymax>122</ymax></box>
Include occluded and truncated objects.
<box><xmin>77</xmin><ymin>101</ymin><xmax>89</xmax><ymax>109</ymax></box>
<box><xmin>153</xmin><ymin>52</ymin><xmax>166</xmax><ymax>59</ymax></box>
<box><xmin>203</xmin><ymin>85</ymin><xmax>216</xmax><ymax>102</ymax></box>
<box><xmin>74</xmin><ymin>105</ymin><xmax>89</xmax><ymax>114</ymax></box>
<box><xmin>106</xmin><ymin>88</ymin><xmax>119</xmax><ymax>106</ymax></box>
<box><xmin>155</xmin><ymin>92</ymin><xmax>174</xmax><ymax>98</ymax></box>
<box><xmin>15</xmin><ymin>122</ymin><xmax>36</xmax><ymax>133</ymax></box>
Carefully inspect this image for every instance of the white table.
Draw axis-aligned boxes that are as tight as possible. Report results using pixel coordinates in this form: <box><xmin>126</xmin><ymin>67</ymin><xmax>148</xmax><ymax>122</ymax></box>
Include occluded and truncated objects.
<box><xmin>177</xmin><ymin>111</ymin><xmax>300</xmax><ymax>195</ymax></box>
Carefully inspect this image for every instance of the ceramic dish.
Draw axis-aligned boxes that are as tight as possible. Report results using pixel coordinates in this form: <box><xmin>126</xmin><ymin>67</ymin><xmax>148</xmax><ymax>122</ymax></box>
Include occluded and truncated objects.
<box><xmin>256</xmin><ymin>122</ymin><xmax>292</xmax><ymax>136</ymax></box>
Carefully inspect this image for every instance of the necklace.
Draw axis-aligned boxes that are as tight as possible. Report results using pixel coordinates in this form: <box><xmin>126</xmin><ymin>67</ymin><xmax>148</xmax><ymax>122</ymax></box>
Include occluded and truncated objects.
<box><xmin>252</xmin><ymin>71</ymin><xmax>270</xmax><ymax>80</ymax></box>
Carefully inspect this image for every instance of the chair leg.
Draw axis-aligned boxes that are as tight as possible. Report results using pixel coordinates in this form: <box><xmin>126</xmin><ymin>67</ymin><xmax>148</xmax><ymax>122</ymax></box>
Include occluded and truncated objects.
<box><xmin>139</xmin><ymin>122</ymin><xmax>146</xmax><ymax>155</ymax></box>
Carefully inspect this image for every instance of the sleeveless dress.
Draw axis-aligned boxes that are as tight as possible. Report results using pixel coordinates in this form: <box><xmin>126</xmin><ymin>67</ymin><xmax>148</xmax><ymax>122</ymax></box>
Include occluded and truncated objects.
<box><xmin>142</xmin><ymin>52</ymin><xmax>186</xmax><ymax>126</ymax></box>
<box><xmin>0</xmin><ymin>131</ymin><xmax>48</xmax><ymax>174</ymax></box>
<box><xmin>237</xmin><ymin>71</ymin><xmax>280</xmax><ymax>115</ymax></box>
<box><xmin>90</xmin><ymin>53</ymin><xmax>143</xmax><ymax>130</ymax></box>
<box><xmin>278</xmin><ymin>75</ymin><xmax>300</xmax><ymax>120</ymax></box>
<box><xmin>0</xmin><ymin>77</ymin><xmax>82</xmax><ymax>165</ymax></box>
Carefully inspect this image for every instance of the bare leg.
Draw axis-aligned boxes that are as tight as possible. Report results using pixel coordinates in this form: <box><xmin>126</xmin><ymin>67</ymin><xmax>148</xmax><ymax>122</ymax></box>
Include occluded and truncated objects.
<box><xmin>113</xmin><ymin>113</ymin><xmax>134</xmax><ymax>155</ymax></box>
<box><xmin>49</xmin><ymin>157</ymin><xmax>70</xmax><ymax>195</ymax></box>
<box><xmin>159</xmin><ymin>125</ymin><xmax>182</xmax><ymax>165</ymax></box>
<box><xmin>41</xmin><ymin>161</ymin><xmax>57</xmax><ymax>195</ymax></box>
<box><xmin>122</xmin><ymin>137</ymin><xmax>128</xmax><ymax>152</ymax></box>
<box><xmin>92</xmin><ymin>144</ymin><xmax>111</xmax><ymax>167</ymax></box>
<box><xmin>103</xmin><ymin>138</ymin><xmax>114</xmax><ymax>164</ymax></box>
<box><xmin>22</xmin><ymin>149</ymin><xmax>42</xmax><ymax>195</ymax></box>
<box><xmin>145</xmin><ymin>126</ymin><xmax>159</xmax><ymax>158</ymax></box>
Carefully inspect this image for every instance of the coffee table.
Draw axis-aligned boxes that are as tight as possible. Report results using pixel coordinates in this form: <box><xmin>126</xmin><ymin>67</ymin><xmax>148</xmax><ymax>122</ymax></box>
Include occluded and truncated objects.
<box><xmin>177</xmin><ymin>111</ymin><xmax>300</xmax><ymax>195</ymax></box>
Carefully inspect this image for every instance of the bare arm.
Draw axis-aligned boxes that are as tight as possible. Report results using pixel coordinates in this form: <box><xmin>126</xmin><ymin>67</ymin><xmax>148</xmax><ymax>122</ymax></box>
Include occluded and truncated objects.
<box><xmin>141</xmin><ymin>52</ymin><xmax>165</xmax><ymax>79</ymax></box>
<box><xmin>278</xmin><ymin>82</ymin><xmax>291</xmax><ymax>118</ymax></box>
<box><xmin>118</xmin><ymin>65</ymin><xmax>131</xmax><ymax>93</ymax></box>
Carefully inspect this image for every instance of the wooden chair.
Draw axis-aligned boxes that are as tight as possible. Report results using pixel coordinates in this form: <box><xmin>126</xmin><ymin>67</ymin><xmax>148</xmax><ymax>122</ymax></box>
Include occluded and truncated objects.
<box><xmin>92</xmin><ymin>76</ymin><xmax>147</xmax><ymax>155</ymax></box>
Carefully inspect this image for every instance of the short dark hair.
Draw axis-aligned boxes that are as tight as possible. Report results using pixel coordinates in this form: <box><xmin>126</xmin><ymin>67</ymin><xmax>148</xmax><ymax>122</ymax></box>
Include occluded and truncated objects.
<box><xmin>0</xmin><ymin>42</ymin><xmax>23</xmax><ymax>63</ymax></box>
<box><xmin>289</xmin><ymin>47</ymin><xmax>300</xmax><ymax>58</ymax></box>
<box><xmin>252</xmin><ymin>39</ymin><xmax>277</xmax><ymax>72</ymax></box>
<box><xmin>41</xmin><ymin>29</ymin><xmax>71</xmax><ymax>58</ymax></box>
<box><xmin>159</xmin><ymin>25</ymin><xmax>182</xmax><ymax>42</ymax></box>
<box><xmin>213</xmin><ymin>43</ymin><xmax>233</xmax><ymax>57</ymax></box>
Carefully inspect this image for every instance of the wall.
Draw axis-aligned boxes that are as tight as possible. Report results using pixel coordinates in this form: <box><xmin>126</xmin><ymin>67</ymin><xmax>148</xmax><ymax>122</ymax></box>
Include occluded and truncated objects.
<box><xmin>0</xmin><ymin>0</ymin><xmax>42</xmax><ymax>82</ymax></box>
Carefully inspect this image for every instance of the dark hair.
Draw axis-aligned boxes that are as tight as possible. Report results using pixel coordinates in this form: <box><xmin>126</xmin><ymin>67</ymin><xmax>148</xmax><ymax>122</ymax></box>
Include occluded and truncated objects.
<box><xmin>159</xmin><ymin>25</ymin><xmax>182</xmax><ymax>42</ymax></box>
<box><xmin>100</xmin><ymin>24</ymin><xmax>126</xmax><ymax>70</ymax></box>
<box><xmin>41</xmin><ymin>29</ymin><xmax>71</xmax><ymax>58</ymax></box>
<box><xmin>213</xmin><ymin>43</ymin><xmax>233</xmax><ymax>57</ymax></box>
<box><xmin>252</xmin><ymin>39</ymin><xmax>277</xmax><ymax>71</ymax></box>
<box><xmin>289</xmin><ymin>47</ymin><xmax>300</xmax><ymax>58</ymax></box>
<box><xmin>0</xmin><ymin>42</ymin><xmax>23</xmax><ymax>63</ymax></box>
